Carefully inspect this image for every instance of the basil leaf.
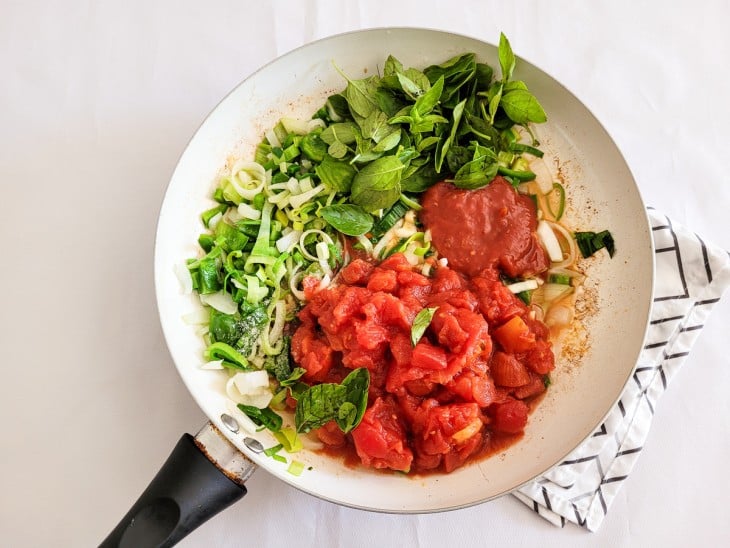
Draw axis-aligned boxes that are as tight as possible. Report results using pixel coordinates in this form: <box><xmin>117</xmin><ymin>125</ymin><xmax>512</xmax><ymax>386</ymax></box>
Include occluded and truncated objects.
<box><xmin>574</xmin><ymin>230</ymin><xmax>616</xmax><ymax>258</ymax></box>
<box><xmin>337</xmin><ymin>368</ymin><xmax>370</xmax><ymax>433</ymax></box>
<box><xmin>401</xmin><ymin>165</ymin><xmax>439</xmax><ymax>193</ymax></box>
<box><xmin>499</xmin><ymin>32</ymin><xmax>516</xmax><ymax>81</ymax></box>
<box><xmin>359</xmin><ymin>110</ymin><xmax>389</xmax><ymax>140</ymax></box>
<box><xmin>344</xmin><ymin>75</ymin><xmax>382</xmax><ymax>119</ymax></box>
<box><xmin>351</xmin><ymin>155</ymin><xmax>404</xmax><ymax>212</ymax></box>
<box><xmin>294</xmin><ymin>368</ymin><xmax>371</xmax><ymax>434</ymax></box>
<box><xmin>488</xmin><ymin>82</ymin><xmax>503</xmax><ymax>124</ymax></box>
<box><xmin>384</xmin><ymin>54</ymin><xmax>404</xmax><ymax>77</ymax></box>
<box><xmin>504</xmin><ymin>80</ymin><xmax>527</xmax><ymax>92</ymax></box>
<box><xmin>320</xmin><ymin>122</ymin><xmax>358</xmax><ymax>145</ymax></box>
<box><xmin>315</xmin><ymin>154</ymin><xmax>357</xmax><ymax>192</ymax></box>
<box><xmin>295</xmin><ymin>383</ymin><xmax>347</xmax><ymax>433</ymax></box>
<box><xmin>424</xmin><ymin>53</ymin><xmax>476</xmax><ymax>105</ymax></box>
<box><xmin>320</xmin><ymin>204</ymin><xmax>374</xmax><ymax>236</ymax></box>
<box><xmin>475</xmin><ymin>62</ymin><xmax>494</xmax><ymax>92</ymax></box>
<box><xmin>237</xmin><ymin>404</ymin><xmax>283</xmax><ymax>432</ymax></box>
<box><xmin>414</xmin><ymin>76</ymin><xmax>444</xmax><ymax>116</ymax></box>
<box><xmin>434</xmin><ymin>98</ymin><xmax>467</xmax><ymax>172</ymax></box>
<box><xmin>337</xmin><ymin>402</ymin><xmax>357</xmax><ymax>432</ymax></box>
<box><xmin>500</xmin><ymin>89</ymin><xmax>547</xmax><ymax>124</ymax></box>
<box><xmin>411</xmin><ymin>307</ymin><xmax>438</xmax><ymax>346</ymax></box>
<box><xmin>397</xmin><ymin>72</ymin><xmax>424</xmax><ymax>99</ymax></box>
<box><xmin>451</xmin><ymin>143</ymin><xmax>498</xmax><ymax>190</ymax></box>
<box><xmin>372</xmin><ymin>129</ymin><xmax>402</xmax><ymax>153</ymax></box>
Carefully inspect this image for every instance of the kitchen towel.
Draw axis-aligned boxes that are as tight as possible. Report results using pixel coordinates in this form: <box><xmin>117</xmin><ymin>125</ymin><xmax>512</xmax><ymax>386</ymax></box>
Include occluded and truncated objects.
<box><xmin>513</xmin><ymin>208</ymin><xmax>730</xmax><ymax>531</ymax></box>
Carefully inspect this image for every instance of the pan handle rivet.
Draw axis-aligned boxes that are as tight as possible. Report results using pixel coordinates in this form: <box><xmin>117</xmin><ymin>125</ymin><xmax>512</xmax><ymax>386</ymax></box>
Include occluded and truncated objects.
<box><xmin>244</xmin><ymin>437</ymin><xmax>264</xmax><ymax>453</ymax></box>
<box><xmin>221</xmin><ymin>413</ymin><xmax>239</xmax><ymax>433</ymax></box>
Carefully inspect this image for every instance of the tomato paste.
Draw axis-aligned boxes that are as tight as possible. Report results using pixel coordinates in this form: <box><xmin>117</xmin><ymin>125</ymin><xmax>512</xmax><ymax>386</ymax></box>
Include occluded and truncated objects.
<box><xmin>420</xmin><ymin>177</ymin><xmax>549</xmax><ymax>278</ymax></box>
<box><xmin>291</xmin><ymin>251</ymin><xmax>554</xmax><ymax>474</ymax></box>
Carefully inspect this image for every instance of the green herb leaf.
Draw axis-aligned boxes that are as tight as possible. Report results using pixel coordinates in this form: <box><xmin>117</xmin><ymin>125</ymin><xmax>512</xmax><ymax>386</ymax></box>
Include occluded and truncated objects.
<box><xmin>434</xmin><ymin>98</ymin><xmax>466</xmax><ymax>172</ymax></box>
<box><xmin>351</xmin><ymin>155</ymin><xmax>404</xmax><ymax>212</ymax></box>
<box><xmin>237</xmin><ymin>404</ymin><xmax>284</xmax><ymax>432</ymax></box>
<box><xmin>575</xmin><ymin>230</ymin><xmax>615</xmax><ymax>258</ymax></box>
<box><xmin>295</xmin><ymin>368</ymin><xmax>370</xmax><ymax>434</ymax></box>
<box><xmin>498</xmin><ymin>32</ymin><xmax>516</xmax><ymax>81</ymax></box>
<box><xmin>341</xmin><ymin>74</ymin><xmax>382</xmax><ymax>119</ymax></box>
<box><xmin>320</xmin><ymin>204</ymin><xmax>374</xmax><ymax>236</ymax></box>
<box><xmin>338</xmin><ymin>368</ymin><xmax>370</xmax><ymax>433</ymax></box>
<box><xmin>411</xmin><ymin>307</ymin><xmax>438</xmax><ymax>346</ymax></box>
<box><xmin>384</xmin><ymin>55</ymin><xmax>404</xmax><ymax>77</ymax></box>
<box><xmin>500</xmin><ymin>89</ymin><xmax>547</xmax><ymax>124</ymax></box>
<box><xmin>314</xmin><ymin>154</ymin><xmax>357</xmax><ymax>192</ymax></box>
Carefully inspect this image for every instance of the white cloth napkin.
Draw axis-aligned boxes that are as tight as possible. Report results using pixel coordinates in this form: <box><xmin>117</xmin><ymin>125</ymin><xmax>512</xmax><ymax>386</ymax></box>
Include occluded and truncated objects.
<box><xmin>513</xmin><ymin>208</ymin><xmax>730</xmax><ymax>531</ymax></box>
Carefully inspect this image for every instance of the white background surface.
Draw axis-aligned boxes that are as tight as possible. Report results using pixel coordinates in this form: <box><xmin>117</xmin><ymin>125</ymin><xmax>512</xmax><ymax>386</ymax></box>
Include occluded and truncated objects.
<box><xmin>1</xmin><ymin>1</ymin><xmax>728</xmax><ymax>546</ymax></box>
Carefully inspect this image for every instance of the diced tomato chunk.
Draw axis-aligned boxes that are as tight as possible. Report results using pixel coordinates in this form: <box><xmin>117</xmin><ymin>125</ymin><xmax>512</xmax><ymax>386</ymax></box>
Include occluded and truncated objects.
<box><xmin>523</xmin><ymin>339</ymin><xmax>555</xmax><ymax>374</ymax></box>
<box><xmin>367</xmin><ymin>268</ymin><xmax>398</xmax><ymax>293</ymax></box>
<box><xmin>491</xmin><ymin>399</ymin><xmax>529</xmax><ymax>434</ymax></box>
<box><xmin>412</xmin><ymin>342</ymin><xmax>448</xmax><ymax>370</ymax></box>
<box><xmin>351</xmin><ymin>397</ymin><xmax>413</xmax><ymax>472</ymax></box>
<box><xmin>492</xmin><ymin>316</ymin><xmax>536</xmax><ymax>353</ymax></box>
<box><xmin>315</xmin><ymin>420</ymin><xmax>346</xmax><ymax>447</ymax></box>
<box><xmin>490</xmin><ymin>351</ymin><xmax>531</xmax><ymax>387</ymax></box>
<box><xmin>340</xmin><ymin>258</ymin><xmax>374</xmax><ymax>285</ymax></box>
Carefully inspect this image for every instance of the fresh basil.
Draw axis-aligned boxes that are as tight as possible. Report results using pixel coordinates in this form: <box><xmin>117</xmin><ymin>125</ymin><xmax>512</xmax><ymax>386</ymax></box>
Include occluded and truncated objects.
<box><xmin>295</xmin><ymin>368</ymin><xmax>371</xmax><ymax>434</ymax></box>
<box><xmin>337</xmin><ymin>367</ymin><xmax>370</xmax><ymax>432</ymax></box>
<box><xmin>320</xmin><ymin>204</ymin><xmax>374</xmax><ymax>236</ymax></box>
<box><xmin>451</xmin><ymin>143</ymin><xmax>499</xmax><ymax>190</ymax></box>
<box><xmin>498</xmin><ymin>32</ymin><xmax>516</xmax><ymax>81</ymax></box>
<box><xmin>575</xmin><ymin>230</ymin><xmax>616</xmax><ymax>258</ymax></box>
<box><xmin>500</xmin><ymin>89</ymin><xmax>547</xmax><ymax>124</ymax></box>
<box><xmin>411</xmin><ymin>307</ymin><xmax>438</xmax><ymax>346</ymax></box>
<box><xmin>314</xmin><ymin>154</ymin><xmax>357</xmax><ymax>193</ymax></box>
<box><xmin>434</xmin><ymin>98</ymin><xmax>466</xmax><ymax>172</ymax></box>
<box><xmin>351</xmin><ymin>156</ymin><xmax>404</xmax><ymax>212</ymax></box>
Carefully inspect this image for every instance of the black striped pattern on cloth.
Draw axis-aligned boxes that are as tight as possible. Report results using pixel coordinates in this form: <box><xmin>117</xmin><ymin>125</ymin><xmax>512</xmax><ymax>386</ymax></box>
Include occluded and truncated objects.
<box><xmin>512</xmin><ymin>208</ymin><xmax>730</xmax><ymax>531</ymax></box>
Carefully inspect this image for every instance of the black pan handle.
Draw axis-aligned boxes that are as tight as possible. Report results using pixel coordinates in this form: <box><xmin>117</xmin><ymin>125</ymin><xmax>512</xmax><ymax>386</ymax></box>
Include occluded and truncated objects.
<box><xmin>100</xmin><ymin>426</ymin><xmax>255</xmax><ymax>548</ymax></box>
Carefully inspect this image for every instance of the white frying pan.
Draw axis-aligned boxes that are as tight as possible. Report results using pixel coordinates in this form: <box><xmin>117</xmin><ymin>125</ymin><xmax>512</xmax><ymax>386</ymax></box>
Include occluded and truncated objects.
<box><xmin>102</xmin><ymin>28</ymin><xmax>654</xmax><ymax>547</ymax></box>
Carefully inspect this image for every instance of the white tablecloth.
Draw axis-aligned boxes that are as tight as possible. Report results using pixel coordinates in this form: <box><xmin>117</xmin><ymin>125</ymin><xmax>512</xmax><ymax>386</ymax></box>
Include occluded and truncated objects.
<box><xmin>1</xmin><ymin>1</ymin><xmax>728</xmax><ymax>546</ymax></box>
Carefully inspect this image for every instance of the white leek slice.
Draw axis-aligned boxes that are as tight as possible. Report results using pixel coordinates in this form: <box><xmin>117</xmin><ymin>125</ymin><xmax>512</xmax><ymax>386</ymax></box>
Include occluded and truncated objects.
<box><xmin>174</xmin><ymin>263</ymin><xmax>193</xmax><ymax>295</ymax></box>
<box><xmin>227</xmin><ymin>370</ymin><xmax>273</xmax><ymax>409</ymax></box>
<box><xmin>276</xmin><ymin>229</ymin><xmax>302</xmax><ymax>253</ymax></box>
<box><xmin>289</xmin><ymin>183</ymin><xmax>325</xmax><ymax>210</ymax></box>
<box><xmin>182</xmin><ymin>308</ymin><xmax>210</xmax><ymax>325</ymax></box>
<box><xmin>201</xmin><ymin>359</ymin><xmax>225</xmax><ymax>370</ymax></box>
<box><xmin>529</xmin><ymin>157</ymin><xmax>554</xmax><ymax>194</ymax></box>
<box><xmin>237</xmin><ymin>202</ymin><xmax>261</xmax><ymax>220</ymax></box>
<box><xmin>506</xmin><ymin>279</ymin><xmax>539</xmax><ymax>294</ymax></box>
<box><xmin>280</xmin><ymin>117</ymin><xmax>311</xmax><ymax>135</ymax></box>
<box><xmin>537</xmin><ymin>221</ymin><xmax>564</xmax><ymax>262</ymax></box>
<box><xmin>200</xmin><ymin>291</ymin><xmax>238</xmax><ymax>315</ymax></box>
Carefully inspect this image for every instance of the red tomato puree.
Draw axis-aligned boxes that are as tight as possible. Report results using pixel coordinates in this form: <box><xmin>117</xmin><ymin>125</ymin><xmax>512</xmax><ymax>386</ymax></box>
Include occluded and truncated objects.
<box><xmin>291</xmin><ymin>178</ymin><xmax>554</xmax><ymax>474</ymax></box>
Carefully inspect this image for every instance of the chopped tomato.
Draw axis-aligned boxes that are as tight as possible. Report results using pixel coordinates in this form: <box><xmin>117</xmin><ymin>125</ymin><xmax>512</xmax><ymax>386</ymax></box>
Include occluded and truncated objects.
<box><xmin>290</xmin><ymin>251</ymin><xmax>556</xmax><ymax>474</ymax></box>
<box><xmin>492</xmin><ymin>316</ymin><xmax>536</xmax><ymax>353</ymax></box>
<box><xmin>491</xmin><ymin>399</ymin><xmax>529</xmax><ymax>434</ymax></box>
<box><xmin>351</xmin><ymin>397</ymin><xmax>413</xmax><ymax>472</ymax></box>
<box><xmin>490</xmin><ymin>351</ymin><xmax>531</xmax><ymax>387</ymax></box>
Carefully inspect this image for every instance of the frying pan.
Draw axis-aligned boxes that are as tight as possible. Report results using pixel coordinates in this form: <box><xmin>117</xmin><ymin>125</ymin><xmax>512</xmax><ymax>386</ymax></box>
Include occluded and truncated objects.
<box><xmin>101</xmin><ymin>28</ymin><xmax>654</xmax><ymax>546</ymax></box>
